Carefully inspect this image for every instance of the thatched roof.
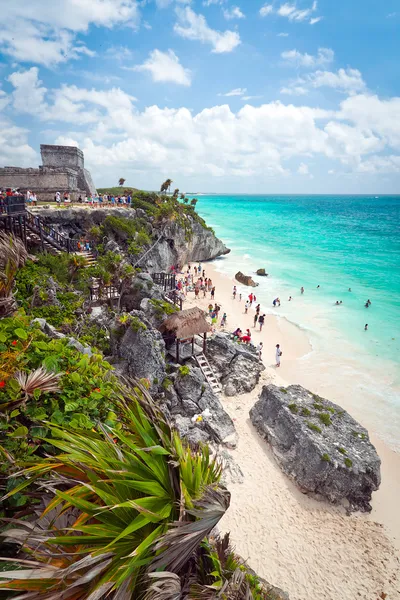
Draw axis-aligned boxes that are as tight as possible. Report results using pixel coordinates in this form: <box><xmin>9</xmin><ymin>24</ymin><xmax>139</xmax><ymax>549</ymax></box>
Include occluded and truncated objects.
<box><xmin>159</xmin><ymin>307</ymin><xmax>211</xmax><ymax>338</ymax></box>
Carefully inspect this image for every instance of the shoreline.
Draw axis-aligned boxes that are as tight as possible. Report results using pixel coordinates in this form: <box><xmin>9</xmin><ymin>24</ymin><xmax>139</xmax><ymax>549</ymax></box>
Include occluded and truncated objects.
<box><xmin>182</xmin><ymin>260</ymin><xmax>400</xmax><ymax>600</ymax></box>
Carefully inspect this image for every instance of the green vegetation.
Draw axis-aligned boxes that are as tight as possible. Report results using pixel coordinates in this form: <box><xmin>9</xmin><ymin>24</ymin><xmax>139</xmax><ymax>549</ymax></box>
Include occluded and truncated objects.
<box><xmin>318</xmin><ymin>412</ymin><xmax>332</xmax><ymax>427</ymax></box>
<box><xmin>0</xmin><ymin>313</ymin><xmax>117</xmax><ymax>468</ymax></box>
<box><xmin>338</xmin><ymin>447</ymin><xmax>347</xmax><ymax>455</ymax></box>
<box><xmin>150</xmin><ymin>298</ymin><xmax>179</xmax><ymax>318</ymax></box>
<box><xmin>162</xmin><ymin>377</ymin><xmax>173</xmax><ymax>390</ymax></box>
<box><xmin>344</xmin><ymin>457</ymin><xmax>353</xmax><ymax>468</ymax></box>
<box><xmin>130</xmin><ymin>315</ymin><xmax>147</xmax><ymax>332</ymax></box>
<box><xmin>321</xmin><ymin>453</ymin><xmax>331</xmax><ymax>462</ymax></box>
<box><xmin>178</xmin><ymin>364</ymin><xmax>190</xmax><ymax>377</ymax></box>
<box><xmin>279</xmin><ymin>387</ymin><xmax>288</xmax><ymax>393</ymax></box>
<box><xmin>288</xmin><ymin>403</ymin><xmax>298</xmax><ymax>414</ymax></box>
<box><xmin>325</xmin><ymin>406</ymin><xmax>336</xmax><ymax>414</ymax></box>
<box><xmin>301</xmin><ymin>407</ymin><xmax>311</xmax><ymax>417</ymax></box>
<box><xmin>313</xmin><ymin>402</ymin><xmax>324</xmax><ymax>411</ymax></box>
<box><xmin>307</xmin><ymin>421</ymin><xmax>322</xmax><ymax>434</ymax></box>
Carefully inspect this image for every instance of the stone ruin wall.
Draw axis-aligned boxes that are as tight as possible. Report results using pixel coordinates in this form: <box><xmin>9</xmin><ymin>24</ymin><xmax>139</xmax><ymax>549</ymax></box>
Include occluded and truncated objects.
<box><xmin>0</xmin><ymin>144</ymin><xmax>96</xmax><ymax>201</ymax></box>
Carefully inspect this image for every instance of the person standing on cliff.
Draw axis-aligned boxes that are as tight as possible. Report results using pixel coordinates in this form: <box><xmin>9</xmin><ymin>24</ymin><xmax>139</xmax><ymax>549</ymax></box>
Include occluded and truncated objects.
<box><xmin>275</xmin><ymin>344</ymin><xmax>282</xmax><ymax>367</ymax></box>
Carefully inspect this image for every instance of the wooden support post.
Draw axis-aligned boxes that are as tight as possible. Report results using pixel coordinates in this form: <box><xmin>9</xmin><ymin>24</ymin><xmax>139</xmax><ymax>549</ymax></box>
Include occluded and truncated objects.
<box><xmin>192</xmin><ymin>336</ymin><xmax>194</xmax><ymax>356</ymax></box>
<box><xmin>38</xmin><ymin>220</ymin><xmax>45</xmax><ymax>252</ymax></box>
<box><xmin>203</xmin><ymin>332</ymin><xmax>207</xmax><ymax>354</ymax></box>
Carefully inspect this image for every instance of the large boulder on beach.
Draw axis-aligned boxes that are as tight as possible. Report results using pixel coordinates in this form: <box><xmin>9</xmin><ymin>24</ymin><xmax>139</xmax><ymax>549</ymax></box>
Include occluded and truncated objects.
<box><xmin>207</xmin><ymin>333</ymin><xmax>265</xmax><ymax>396</ymax></box>
<box><xmin>256</xmin><ymin>268</ymin><xmax>268</xmax><ymax>276</ymax></box>
<box><xmin>250</xmin><ymin>384</ymin><xmax>381</xmax><ymax>512</ymax></box>
<box><xmin>235</xmin><ymin>271</ymin><xmax>258</xmax><ymax>287</ymax></box>
<box><xmin>171</xmin><ymin>366</ymin><xmax>237</xmax><ymax>447</ymax></box>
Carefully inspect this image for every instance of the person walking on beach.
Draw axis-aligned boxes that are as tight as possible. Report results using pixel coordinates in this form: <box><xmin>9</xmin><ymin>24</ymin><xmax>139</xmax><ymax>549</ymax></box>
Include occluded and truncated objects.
<box><xmin>211</xmin><ymin>286</ymin><xmax>215</xmax><ymax>299</ymax></box>
<box><xmin>245</xmin><ymin>300</ymin><xmax>250</xmax><ymax>314</ymax></box>
<box><xmin>221</xmin><ymin>312</ymin><xmax>227</xmax><ymax>327</ymax></box>
<box><xmin>257</xmin><ymin>342</ymin><xmax>263</xmax><ymax>359</ymax></box>
<box><xmin>253</xmin><ymin>313</ymin><xmax>258</xmax><ymax>328</ymax></box>
<box><xmin>258</xmin><ymin>314</ymin><xmax>265</xmax><ymax>331</ymax></box>
<box><xmin>233</xmin><ymin>285</ymin><xmax>237</xmax><ymax>300</ymax></box>
<box><xmin>249</xmin><ymin>293</ymin><xmax>253</xmax><ymax>306</ymax></box>
<box><xmin>275</xmin><ymin>344</ymin><xmax>282</xmax><ymax>367</ymax></box>
<box><xmin>255</xmin><ymin>303</ymin><xmax>261</xmax><ymax>316</ymax></box>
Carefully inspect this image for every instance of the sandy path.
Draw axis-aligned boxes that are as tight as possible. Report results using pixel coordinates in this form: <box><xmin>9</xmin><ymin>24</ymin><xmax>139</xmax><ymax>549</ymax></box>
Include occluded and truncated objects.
<box><xmin>181</xmin><ymin>263</ymin><xmax>400</xmax><ymax>600</ymax></box>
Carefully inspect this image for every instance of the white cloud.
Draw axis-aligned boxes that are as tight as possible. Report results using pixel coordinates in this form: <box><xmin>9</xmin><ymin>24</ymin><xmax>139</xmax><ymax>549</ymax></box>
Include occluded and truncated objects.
<box><xmin>223</xmin><ymin>6</ymin><xmax>245</xmax><ymax>20</ymax></box>
<box><xmin>277</xmin><ymin>32</ymin><xmax>289</xmax><ymax>36</ymax></box>
<box><xmin>276</xmin><ymin>1</ymin><xmax>322</xmax><ymax>24</ymax></box>
<box><xmin>309</xmin><ymin>68</ymin><xmax>366</xmax><ymax>93</ymax></box>
<box><xmin>6</xmin><ymin>67</ymin><xmax>400</xmax><ymax>185</ymax></box>
<box><xmin>280</xmin><ymin>85</ymin><xmax>308</xmax><ymax>95</ymax></box>
<box><xmin>133</xmin><ymin>49</ymin><xmax>192</xmax><ymax>86</ymax></box>
<box><xmin>174</xmin><ymin>7</ymin><xmax>241</xmax><ymax>53</ymax></box>
<box><xmin>203</xmin><ymin>0</ymin><xmax>225</xmax><ymax>5</ymax></box>
<box><xmin>0</xmin><ymin>0</ymin><xmax>139</xmax><ymax>67</ymax></box>
<box><xmin>298</xmin><ymin>162</ymin><xmax>309</xmax><ymax>174</ymax></box>
<box><xmin>0</xmin><ymin>117</ymin><xmax>38</xmax><ymax>167</ymax></box>
<box><xmin>218</xmin><ymin>88</ymin><xmax>247</xmax><ymax>96</ymax></box>
<box><xmin>242</xmin><ymin>95</ymin><xmax>263</xmax><ymax>101</ymax></box>
<box><xmin>282</xmin><ymin>67</ymin><xmax>366</xmax><ymax>96</ymax></box>
<box><xmin>281</xmin><ymin>47</ymin><xmax>334</xmax><ymax>67</ymax></box>
<box><xmin>260</xmin><ymin>4</ymin><xmax>274</xmax><ymax>16</ymax></box>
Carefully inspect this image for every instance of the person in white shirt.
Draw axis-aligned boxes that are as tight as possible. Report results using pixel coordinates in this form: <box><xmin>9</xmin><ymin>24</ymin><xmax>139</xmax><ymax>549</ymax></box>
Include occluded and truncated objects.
<box><xmin>275</xmin><ymin>344</ymin><xmax>282</xmax><ymax>367</ymax></box>
<box><xmin>245</xmin><ymin>300</ymin><xmax>250</xmax><ymax>314</ymax></box>
<box><xmin>257</xmin><ymin>342</ymin><xmax>263</xmax><ymax>359</ymax></box>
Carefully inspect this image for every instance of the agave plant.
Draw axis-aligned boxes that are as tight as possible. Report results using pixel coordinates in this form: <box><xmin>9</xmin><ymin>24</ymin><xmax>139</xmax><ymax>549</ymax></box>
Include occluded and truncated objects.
<box><xmin>0</xmin><ymin>367</ymin><xmax>62</xmax><ymax>412</ymax></box>
<box><xmin>0</xmin><ymin>381</ymin><xmax>228</xmax><ymax>599</ymax></box>
<box><xmin>0</xmin><ymin>232</ymin><xmax>28</xmax><ymax>317</ymax></box>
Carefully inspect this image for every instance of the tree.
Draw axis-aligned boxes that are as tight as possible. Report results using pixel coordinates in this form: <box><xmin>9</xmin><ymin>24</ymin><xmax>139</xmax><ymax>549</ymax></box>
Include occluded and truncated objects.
<box><xmin>160</xmin><ymin>179</ymin><xmax>173</xmax><ymax>194</ymax></box>
<box><xmin>118</xmin><ymin>178</ymin><xmax>126</xmax><ymax>186</ymax></box>
<box><xmin>0</xmin><ymin>232</ymin><xmax>28</xmax><ymax>317</ymax></box>
<box><xmin>190</xmin><ymin>198</ymin><xmax>198</xmax><ymax>207</ymax></box>
<box><xmin>172</xmin><ymin>188</ymin><xmax>179</xmax><ymax>199</ymax></box>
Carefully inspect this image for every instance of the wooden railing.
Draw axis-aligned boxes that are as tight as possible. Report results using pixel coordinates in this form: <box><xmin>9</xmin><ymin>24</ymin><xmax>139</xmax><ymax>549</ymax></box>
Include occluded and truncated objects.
<box><xmin>152</xmin><ymin>272</ymin><xmax>176</xmax><ymax>291</ymax></box>
<box><xmin>25</xmin><ymin>210</ymin><xmax>80</xmax><ymax>253</ymax></box>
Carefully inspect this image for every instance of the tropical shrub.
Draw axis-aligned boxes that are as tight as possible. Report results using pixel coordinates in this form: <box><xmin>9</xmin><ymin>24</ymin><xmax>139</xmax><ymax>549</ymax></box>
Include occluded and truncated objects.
<box><xmin>0</xmin><ymin>313</ymin><xmax>118</xmax><ymax>467</ymax></box>
<box><xmin>0</xmin><ymin>233</ymin><xmax>28</xmax><ymax>318</ymax></box>
<box><xmin>0</xmin><ymin>384</ymin><xmax>229</xmax><ymax>598</ymax></box>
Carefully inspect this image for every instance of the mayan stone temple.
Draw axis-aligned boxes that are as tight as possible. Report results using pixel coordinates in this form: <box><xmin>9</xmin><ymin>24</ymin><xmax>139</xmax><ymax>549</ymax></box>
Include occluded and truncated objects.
<box><xmin>0</xmin><ymin>144</ymin><xmax>96</xmax><ymax>201</ymax></box>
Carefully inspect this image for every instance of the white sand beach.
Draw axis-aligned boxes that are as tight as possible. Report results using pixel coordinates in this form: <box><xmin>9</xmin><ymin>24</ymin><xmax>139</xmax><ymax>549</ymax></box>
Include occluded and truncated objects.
<box><xmin>183</xmin><ymin>261</ymin><xmax>400</xmax><ymax>600</ymax></box>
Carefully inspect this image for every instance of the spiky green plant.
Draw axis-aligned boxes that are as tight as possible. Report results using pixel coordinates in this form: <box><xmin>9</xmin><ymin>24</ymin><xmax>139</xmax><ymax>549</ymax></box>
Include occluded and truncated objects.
<box><xmin>0</xmin><ymin>232</ymin><xmax>28</xmax><ymax>317</ymax></box>
<box><xmin>0</xmin><ymin>381</ymin><xmax>227</xmax><ymax>599</ymax></box>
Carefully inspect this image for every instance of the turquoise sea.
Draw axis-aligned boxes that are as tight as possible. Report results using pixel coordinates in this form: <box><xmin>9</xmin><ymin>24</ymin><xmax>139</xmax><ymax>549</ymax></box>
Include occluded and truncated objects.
<box><xmin>194</xmin><ymin>194</ymin><xmax>400</xmax><ymax>450</ymax></box>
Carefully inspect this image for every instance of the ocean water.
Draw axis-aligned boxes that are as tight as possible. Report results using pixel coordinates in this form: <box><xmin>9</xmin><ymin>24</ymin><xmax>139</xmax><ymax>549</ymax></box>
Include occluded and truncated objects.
<box><xmin>194</xmin><ymin>194</ymin><xmax>400</xmax><ymax>450</ymax></box>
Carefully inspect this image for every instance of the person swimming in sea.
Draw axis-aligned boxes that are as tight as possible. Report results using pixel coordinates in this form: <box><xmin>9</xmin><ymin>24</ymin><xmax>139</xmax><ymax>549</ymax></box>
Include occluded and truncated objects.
<box><xmin>301</xmin><ymin>286</ymin><xmax>304</xmax><ymax>294</ymax></box>
<box><xmin>288</xmin><ymin>296</ymin><xmax>292</xmax><ymax>301</ymax></box>
<box><xmin>364</xmin><ymin>324</ymin><xmax>368</xmax><ymax>330</ymax></box>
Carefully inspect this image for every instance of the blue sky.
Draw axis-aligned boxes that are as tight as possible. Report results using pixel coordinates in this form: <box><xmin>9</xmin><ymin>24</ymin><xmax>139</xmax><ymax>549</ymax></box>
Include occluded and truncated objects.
<box><xmin>1</xmin><ymin>0</ymin><xmax>399</xmax><ymax>193</ymax></box>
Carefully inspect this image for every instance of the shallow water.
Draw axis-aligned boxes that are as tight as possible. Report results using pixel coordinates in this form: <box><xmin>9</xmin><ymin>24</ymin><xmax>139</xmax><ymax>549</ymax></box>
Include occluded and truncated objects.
<box><xmin>194</xmin><ymin>194</ymin><xmax>400</xmax><ymax>450</ymax></box>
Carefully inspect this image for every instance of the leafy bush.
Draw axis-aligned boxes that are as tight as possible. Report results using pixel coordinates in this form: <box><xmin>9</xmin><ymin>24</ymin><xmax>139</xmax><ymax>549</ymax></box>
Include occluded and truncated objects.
<box><xmin>178</xmin><ymin>365</ymin><xmax>190</xmax><ymax>377</ymax></box>
<box><xmin>338</xmin><ymin>447</ymin><xmax>347</xmax><ymax>455</ymax></box>
<box><xmin>301</xmin><ymin>407</ymin><xmax>311</xmax><ymax>416</ymax></box>
<box><xmin>150</xmin><ymin>298</ymin><xmax>179</xmax><ymax>318</ymax></box>
<box><xmin>0</xmin><ymin>314</ymin><xmax>118</xmax><ymax>467</ymax></box>
<box><xmin>130</xmin><ymin>316</ymin><xmax>147</xmax><ymax>332</ymax></box>
<box><xmin>321</xmin><ymin>453</ymin><xmax>331</xmax><ymax>462</ymax></box>
<box><xmin>103</xmin><ymin>215</ymin><xmax>137</xmax><ymax>239</ymax></box>
<box><xmin>344</xmin><ymin>457</ymin><xmax>353</xmax><ymax>468</ymax></box>
<box><xmin>288</xmin><ymin>403</ymin><xmax>298</xmax><ymax>414</ymax></box>
<box><xmin>307</xmin><ymin>421</ymin><xmax>322</xmax><ymax>434</ymax></box>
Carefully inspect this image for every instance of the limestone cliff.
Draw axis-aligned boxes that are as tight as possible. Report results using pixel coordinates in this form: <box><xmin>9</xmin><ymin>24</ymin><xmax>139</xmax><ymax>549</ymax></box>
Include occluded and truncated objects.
<box><xmin>34</xmin><ymin>206</ymin><xmax>229</xmax><ymax>271</ymax></box>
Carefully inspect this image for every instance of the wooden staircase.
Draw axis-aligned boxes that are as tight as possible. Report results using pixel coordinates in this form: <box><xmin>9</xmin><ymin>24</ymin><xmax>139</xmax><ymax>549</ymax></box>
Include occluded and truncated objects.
<box><xmin>71</xmin><ymin>250</ymin><xmax>97</xmax><ymax>268</ymax></box>
<box><xmin>195</xmin><ymin>353</ymin><xmax>222</xmax><ymax>395</ymax></box>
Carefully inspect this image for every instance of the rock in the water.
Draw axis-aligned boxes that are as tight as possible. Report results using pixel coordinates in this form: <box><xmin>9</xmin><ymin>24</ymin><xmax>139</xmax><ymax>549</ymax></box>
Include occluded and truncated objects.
<box><xmin>250</xmin><ymin>384</ymin><xmax>381</xmax><ymax>511</ymax></box>
<box><xmin>111</xmin><ymin>310</ymin><xmax>166</xmax><ymax>393</ymax></box>
<box><xmin>207</xmin><ymin>333</ymin><xmax>264</xmax><ymax>396</ymax></box>
<box><xmin>173</xmin><ymin>366</ymin><xmax>237</xmax><ymax>447</ymax></box>
<box><xmin>256</xmin><ymin>268</ymin><xmax>268</xmax><ymax>276</ymax></box>
<box><xmin>235</xmin><ymin>271</ymin><xmax>258</xmax><ymax>287</ymax></box>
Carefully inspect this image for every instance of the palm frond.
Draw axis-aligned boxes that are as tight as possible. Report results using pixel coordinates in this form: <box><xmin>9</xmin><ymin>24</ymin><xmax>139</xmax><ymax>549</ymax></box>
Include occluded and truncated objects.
<box><xmin>144</xmin><ymin>572</ymin><xmax>182</xmax><ymax>600</ymax></box>
<box><xmin>14</xmin><ymin>367</ymin><xmax>62</xmax><ymax>397</ymax></box>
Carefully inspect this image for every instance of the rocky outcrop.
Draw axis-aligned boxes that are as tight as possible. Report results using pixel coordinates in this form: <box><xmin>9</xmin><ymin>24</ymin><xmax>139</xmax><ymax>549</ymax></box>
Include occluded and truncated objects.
<box><xmin>33</xmin><ymin>207</ymin><xmax>229</xmax><ymax>271</ymax></box>
<box><xmin>207</xmin><ymin>333</ymin><xmax>264</xmax><ymax>396</ymax></box>
<box><xmin>256</xmin><ymin>268</ymin><xmax>268</xmax><ymax>276</ymax></box>
<box><xmin>110</xmin><ymin>310</ymin><xmax>166</xmax><ymax>394</ymax></box>
<box><xmin>250</xmin><ymin>384</ymin><xmax>381</xmax><ymax>512</ymax></box>
<box><xmin>167</xmin><ymin>366</ymin><xmax>237</xmax><ymax>448</ymax></box>
<box><xmin>32</xmin><ymin>318</ymin><xmax>92</xmax><ymax>355</ymax></box>
<box><xmin>139</xmin><ymin>219</ymin><xmax>230</xmax><ymax>272</ymax></box>
<box><xmin>235</xmin><ymin>271</ymin><xmax>258</xmax><ymax>287</ymax></box>
<box><xmin>120</xmin><ymin>272</ymin><xmax>164</xmax><ymax>312</ymax></box>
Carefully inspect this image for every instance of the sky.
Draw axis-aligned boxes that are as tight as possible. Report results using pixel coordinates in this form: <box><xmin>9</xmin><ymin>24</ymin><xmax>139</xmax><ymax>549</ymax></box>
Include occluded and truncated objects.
<box><xmin>0</xmin><ymin>0</ymin><xmax>399</xmax><ymax>194</ymax></box>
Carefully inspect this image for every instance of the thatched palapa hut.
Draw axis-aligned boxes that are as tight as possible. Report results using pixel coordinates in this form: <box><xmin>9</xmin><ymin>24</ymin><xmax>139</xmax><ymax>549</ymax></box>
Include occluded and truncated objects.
<box><xmin>159</xmin><ymin>306</ymin><xmax>211</xmax><ymax>362</ymax></box>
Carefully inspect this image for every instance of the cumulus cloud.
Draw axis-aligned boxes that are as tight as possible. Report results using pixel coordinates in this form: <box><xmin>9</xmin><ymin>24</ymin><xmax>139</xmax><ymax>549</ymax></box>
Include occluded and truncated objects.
<box><xmin>282</xmin><ymin>68</ymin><xmax>366</xmax><ymax>95</ymax></box>
<box><xmin>280</xmin><ymin>85</ymin><xmax>308</xmax><ymax>95</ymax></box>
<box><xmin>0</xmin><ymin>0</ymin><xmax>139</xmax><ymax>67</ymax></box>
<box><xmin>132</xmin><ymin>49</ymin><xmax>192</xmax><ymax>86</ymax></box>
<box><xmin>174</xmin><ymin>7</ymin><xmax>241</xmax><ymax>53</ymax></box>
<box><xmin>218</xmin><ymin>87</ymin><xmax>247</xmax><ymax>96</ymax></box>
<box><xmin>223</xmin><ymin>6</ymin><xmax>245</xmax><ymax>20</ymax></box>
<box><xmin>6</xmin><ymin>67</ymin><xmax>400</xmax><ymax>181</ymax></box>
<box><xmin>281</xmin><ymin>47</ymin><xmax>334</xmax><ymax>67</ymax></box>
<box><xmin>260</xmin><ymin>4</ymin><xmax>274</xmax><ymax>16</ymax></box>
